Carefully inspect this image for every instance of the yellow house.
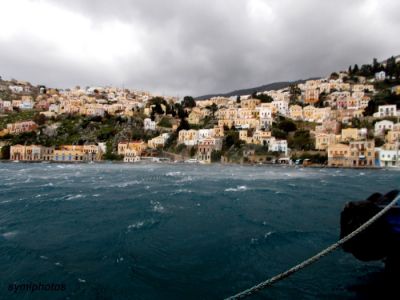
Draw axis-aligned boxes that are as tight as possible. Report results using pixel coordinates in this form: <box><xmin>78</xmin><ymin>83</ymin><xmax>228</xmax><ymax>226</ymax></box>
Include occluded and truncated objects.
<box><xmin>53</xmin><ymin>150</ymin><xmax>86</xmax><ymax>162</ymax></box>
<box><xmin>10</xmin><ymin>145</ymin><xmax>29</xmax><ymax>161</ymax></box>
<box><xmin>341</xmin><ymin>128</ymin><xmax>360</xmax><ymax>142</ymax></box>
<box><xmin>304</xmin><ymin>88</ymin><xmax>320</xmax><ymax>104</ymax></box>
<box><xmin>213</xmin><ymin>126</ymin><xmax>224</xmax><ymax>138</ymax></box>
<box><xmin>253</xmin><ymin>130</ymin><xmax>272</xmax><ymax>145</ymax></box>
<box><xmin>289</xmin><ymin>105</ymin><xmax>303</xmax><ymax>120</ymax></box>
<box><xmin>392</xmin><ymin>85</ymin><xmax>400</xmax><ymax>95</ymax></box>
<box><xmin>188</xmin><ymin>111</ymin><xmax>202</xmax><ymax>125</ymax></box>
<box><xmin>239</xmin><ymin>130</ymin><xmax>251</xmax><ymax>143</ymax></box>
<box><xmin>313</xmin><ymin>107</ymin><xmax>331</xmax><ymax>123</ymax></box>
<box><xmin>348</xmin><ymin>140</ymin><xmax>375</xmax><ymax>167</ymax></box>
<box><xmin>386</xmin><ymin>130</ymin><xmax>400</xmax><ymax>143</ymax></box>
<box><xmin>118</xmin><ymin>141</ymin><xmax>147</xmax><ymax>156</ymax></box>
<box><xmin>237</xmin><ymin>108</ymin><xmax>254</xmax><ymax>119</ymax></box>
<box><xmin>239</xmin><ymin>129</ymin><xmax>271</xmax><ymax>145</ymax></box>
<box><xmin>241</xmin><ymin>98</ymin><xmax>261</xmax><ymax>109</ymax></box>
<box><xmin>327</xmin><ymin>144</ymin><xmax>350</xmax><ymax>167</ymax></box>
<box><xmin>303</xmin><ymin>105</ymin><xmax>316</xmax><ymax>121</ymax></box>
<box><xmin>178</xmin><ymin>130</ymin><xmax>199</xmax><ymax>146</ymax></box>
<box><xmin>218</xmin><ymin>119</ymin><xmax>234</xmax><ymax>129</ymax></box>
<box><xmin>10</xmin><ymin>145</ymin><xmax>54</xmax><ymax>161</ymax></box>
<box><xmin>217</xmin><ymin>108</ymin><xmax>237</xmax><ymax>120</ymax></box>
<box><xmin>148</xmin><ymin>133</ymin><xmax>170</xmax><ymax>149</ymax></box>
<box><xmin>315</xmin><ymin>133</ymin><xmax>337</xmax><ymax>150</ymax></box>
<box><xmin>234</xmin><ymin>118</ymin><xmax>259</xmax><ymax>129</ymax></box>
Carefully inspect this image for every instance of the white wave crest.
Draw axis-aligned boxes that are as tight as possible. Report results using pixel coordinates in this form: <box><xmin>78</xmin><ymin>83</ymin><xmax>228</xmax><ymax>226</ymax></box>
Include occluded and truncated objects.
<box><xmin>225</xmin><ymin>185</ymin><xmax>248</xmax><ymax>192</ymax></box>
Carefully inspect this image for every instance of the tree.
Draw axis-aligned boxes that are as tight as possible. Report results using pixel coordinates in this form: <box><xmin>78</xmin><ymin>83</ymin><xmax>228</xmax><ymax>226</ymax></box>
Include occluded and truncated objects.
<box><xmin>222</xmin><ymin>131</ymin><xmax>242</xmax><ymax>151</ymax></box>
<box><xmin>359</xmin><ymin>64</ymin><xmax>373</xmax><ymax>77</ymax></box>
<box><xmin>330</xmin><ymin>72</ymin><xmax>339</xmax><ymax>80</ymax></box>
<box><xmin>175</xmin><ymin>103</ymin><xmax>187</xmax><ymax>119</ymax></box>
<box><xmin>151</xmin><ymin>103</ymin><xmax>164</xmax><ymax>115</ymax></box>
<box><xmin>150</xmin><ymin>110</ymin><xmax>156</xmax><ymax>121</ymax></box>
<box><xmin>353</xmin><ymin>64</ymin><xmax>359</xmax><ymax>74</ymax></box>
<box><xmin>211</xmin><ymin>150</ymin><xmax>222</xmax><ymax>162</ymax></box>
<box><xmin>277</xmin><ymin>119</ymin><xmax>297</xmax><ymax>133</ymax></box>
<box><xmin>177</xmin><ymin>118</ymin><xmax>190</xmax><ymax>132</ymax></box>
<box><xmin>374</xmin><ymin>137</ymin><xmax>385</xmax><ymax>147</ymax></box>
<box><xmin>236</xmin><ymin>95</ymin><xmax>241</xmax><ymax>104</ymax></box>
<box><xmin>164</xmin><ymin>132</ymin><xmax>178</xmax><ymax>149</ymax></box>
<box><xmin>206</xmin><ymin>103</ymin><xmax>218</xmax><ymax>118</ymax></box>
<box><xmin>372</xmin><ymin>58</ymin><xmax>380</xmax><ymax>73</ymax></box>
<box><xmin>289</xmin><ymin>130</ymin><xmax>314</xmax><ymax>151</ymax></box>
<box><xmin>182</xmin><ymin>96</ymin><xmax>196</xmax><ymax>109</ymax></box>
<box><xmin>289</xmin><ymin>84</ymin><xmax>302</xmax><ymax>103</ymax></box>
<box><xmin>158</xmin><ymin>117</ymin><xmax>172</xmax><ymax>128</ymax></box>
<box><xmin>33</xmin><ymin>113</ymin><xmax>46</xmax><ymax>126</ymax></box>
<box><xmin>257</xmin><ymin>94</ymin><xmax>274</xmax><ymax>103</ymax></box>
<box><xmin>1</xmin><ymin>144</ymin><xmax>10</xmax><ymax>160</ymax></box>
<box><xmin>315</xmin><ymin>92</ymin><xmax>327</xmax><ymax>108</ymax></box>
<box><xmin>189</xmin><ymin>146</ymin><xmax>197</xmax><ymax>157</ymax></box>
<box><xmin>103</xmin><ymin>141</ymin><xmax>122</xmax><ymax>161</ymax></box>
<box><xmin>386</xmin><ymin>56</ymin><xmax>397</xmax><ymax>78</ymax></box>
<box><xmin>272</xmin><ymin>128</ymin><xmax>287</xmax><ymax>139</ymax></box>
<box><xmin>149</xmin><ymin>97</ymin><xmax>167</xmax><ymax>106</ymax></box>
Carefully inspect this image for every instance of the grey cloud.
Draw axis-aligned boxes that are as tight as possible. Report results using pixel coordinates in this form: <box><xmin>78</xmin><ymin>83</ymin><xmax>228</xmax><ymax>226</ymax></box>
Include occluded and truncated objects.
<box><xmin>0</xmin><ymin>0</ymin><xmax>399</xmax><ymax>96</ymax></box>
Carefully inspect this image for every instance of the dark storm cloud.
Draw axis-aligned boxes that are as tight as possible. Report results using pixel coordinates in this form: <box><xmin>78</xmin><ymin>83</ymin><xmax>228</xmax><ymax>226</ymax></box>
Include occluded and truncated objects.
<box><xmin>0</xmin><ymin>0</ymin><xmax>399</xmax><ymax>96</ymax></box>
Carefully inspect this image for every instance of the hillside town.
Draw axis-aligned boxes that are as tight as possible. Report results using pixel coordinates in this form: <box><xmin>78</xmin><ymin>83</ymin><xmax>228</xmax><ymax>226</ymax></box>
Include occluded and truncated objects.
<box><xmin>1</xmin><ymin>56</ymin><xmax>400</xmax><ymax>167</ymax></box>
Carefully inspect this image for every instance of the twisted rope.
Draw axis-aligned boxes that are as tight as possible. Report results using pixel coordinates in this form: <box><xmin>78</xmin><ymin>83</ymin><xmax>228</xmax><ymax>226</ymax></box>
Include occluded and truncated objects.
<box><xmin>225</xmin><ymin>194</ymin><xmax>400</xmax><ymax>300</ymax></box>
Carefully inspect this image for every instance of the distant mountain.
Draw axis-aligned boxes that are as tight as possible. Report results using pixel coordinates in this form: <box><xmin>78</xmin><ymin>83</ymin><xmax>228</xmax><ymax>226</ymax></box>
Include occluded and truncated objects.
<box><xmin>195</xmin><ymin>78</ymin><xmax>319</xmax><ymax>100</ymax></box>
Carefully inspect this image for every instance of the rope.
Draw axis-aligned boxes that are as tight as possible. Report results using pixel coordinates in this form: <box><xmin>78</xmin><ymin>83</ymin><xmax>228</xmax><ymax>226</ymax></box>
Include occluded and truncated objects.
<box><xmin>225</xmin><ymin>194</ymin><xmax>400</xmax><ymax>300</ymax></box>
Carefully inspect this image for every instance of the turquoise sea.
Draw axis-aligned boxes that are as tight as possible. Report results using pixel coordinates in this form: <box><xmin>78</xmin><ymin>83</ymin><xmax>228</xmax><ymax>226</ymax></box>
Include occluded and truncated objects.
<box><xmin>0</xmin><ymin>163</ymin><xmax>399</xmax><ymax>299</ymax></box>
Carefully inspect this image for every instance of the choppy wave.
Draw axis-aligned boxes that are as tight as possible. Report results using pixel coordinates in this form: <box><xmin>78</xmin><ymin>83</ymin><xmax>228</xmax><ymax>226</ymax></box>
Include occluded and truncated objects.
<box><xmin>225</xmin><ymin>185</ymin><xmax>248</xmax><ymax>192</ymax></box>
<box><xmin>2</xmin><ymin>231</ymin><xmax>19</xmax><ymax>239</ymax></box>
<box><xmin>0</xmin><ymin>163</ymin><xmax>399</xmax><ymax>299</ymax></box>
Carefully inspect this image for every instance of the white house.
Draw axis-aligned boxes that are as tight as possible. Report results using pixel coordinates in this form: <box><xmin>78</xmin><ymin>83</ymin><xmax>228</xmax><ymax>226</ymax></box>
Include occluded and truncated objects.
<box><xmin>376</xmin><ymin>105</ymin><xmax>397</xmax><ymax>118</ymax></box>
<box><xmin>2</xmin><ymin>101</ymin><xmax>12</xmax><ymax>112</ymax></box>
<box><xmin>269</xmin><ymin>139</ymin><xmax>288</xmax><ymax>155</ymax></box>
<box><xmin>49</xmin><ymin>104</ymin><xmax>60</xmax><ymax>114</ymax></box>
<box><xmin>198</xmin><ymin>129</ymin><xmax>214</xmax><ymax>140</ymax></box>
<box><xmin>257</xmin><ymin>106</ymin><xmax>274</xmax><ymax>129</ymax></box>
<box><xmin>378</xmin><ymin>149</ymin><xmax>399</xmax><ymax>167</ymax></box>
<box><xmin>272</xmin><ymin>100</ymin><xmax>289</xmax><ymax>116</ymax></box>
<box><xmin>374</xmin><ymin>120</ymin><xmax>394</xmax><ymax>136</ymax></box>
<box><xmin>144</xmin><ymin>118</ymin><xmax>156</xmax><ymax>131</ymax></box>
<box><xmin>375</xmin><ymin>71</ymin><xmax>386</xmax><ymax>82</ymax></box>
<box><xmin>258</xmin><ymin>107</ymin><xmax>273</xmax><ymax>119</ymax></box>
<box><xmin>9</xmin><ymin>85</ymin><xmax>24</xmax><ymax>93</ymax></box>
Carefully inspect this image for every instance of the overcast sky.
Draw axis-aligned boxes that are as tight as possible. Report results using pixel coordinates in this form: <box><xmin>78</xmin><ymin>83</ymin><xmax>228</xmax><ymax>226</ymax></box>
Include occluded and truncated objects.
<box><xmin>0</xmin><ymin>0</ymin><xmax>399</xmax><ymax>96</ymax></box>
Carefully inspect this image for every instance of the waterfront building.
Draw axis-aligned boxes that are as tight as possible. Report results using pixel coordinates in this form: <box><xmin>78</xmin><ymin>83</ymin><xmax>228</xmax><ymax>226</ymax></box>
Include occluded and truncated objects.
<box><xmin>348</xmin><ymin>140</ymin><xmax>375</xmax><ymax>167</ymax></box>
<box><xmin>378</xmin><ymin>149</ymin><xmax>399</xmax><ymax>167</ymax></box>
<box><xmin>10</xmin><ymin>145</ymin><xmax>54</xmax><ymax>161</ymax></box>
<box><xmin>197</xmin><ymin>138</ymin><xmax>223</xmax><ymax>163</ymax></box>
<box><xmin>327</xmin><ymin>144</ymin><xmax>350</xmax><ymax>167</ymax></box>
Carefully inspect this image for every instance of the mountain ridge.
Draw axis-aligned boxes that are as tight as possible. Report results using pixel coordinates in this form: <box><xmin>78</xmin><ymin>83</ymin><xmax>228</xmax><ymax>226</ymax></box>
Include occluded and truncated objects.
<box><xmin>195</xmin><ymin>77</ymin><xmax>320</xmax><ymax>100</ymax></box>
